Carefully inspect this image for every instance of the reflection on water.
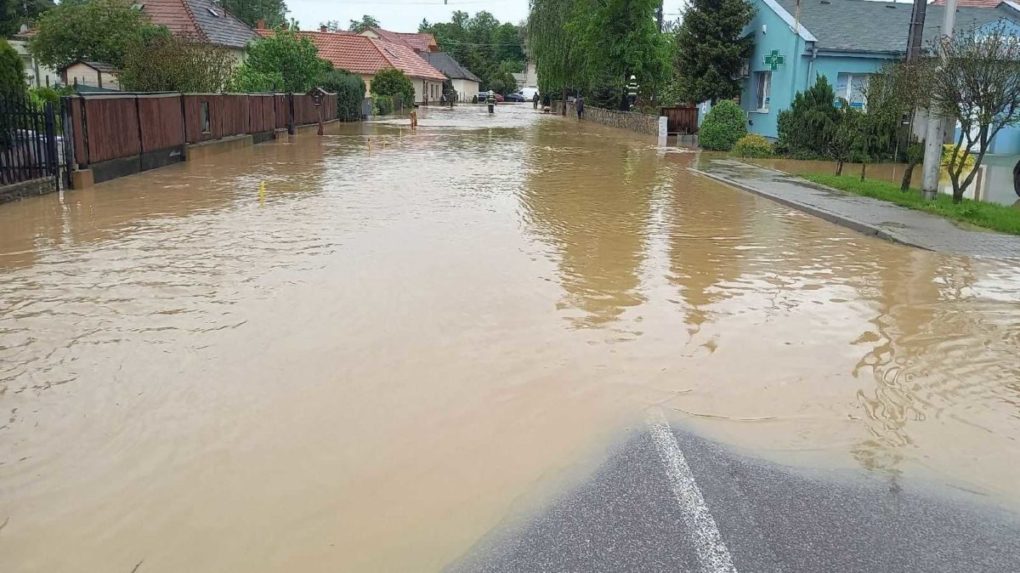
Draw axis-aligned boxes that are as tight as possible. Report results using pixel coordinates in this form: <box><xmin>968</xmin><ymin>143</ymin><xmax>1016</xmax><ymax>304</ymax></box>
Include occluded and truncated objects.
<box><xmin>1</xmin><ymin>105</ymin><xmax>1019</xmax><ymax>571</ymax></box>
<box><xmin>750</xmin><ymin>155</ymin><xmax>1020</xmax><ymax>207</ymax></box>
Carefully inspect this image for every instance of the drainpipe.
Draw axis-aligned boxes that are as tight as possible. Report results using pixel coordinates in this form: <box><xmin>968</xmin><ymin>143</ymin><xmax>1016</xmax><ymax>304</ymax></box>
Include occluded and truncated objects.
<box><xmin>806</xmin><ymin>46</ymin><xmax>818</xmax><ymax>90</ymax></box>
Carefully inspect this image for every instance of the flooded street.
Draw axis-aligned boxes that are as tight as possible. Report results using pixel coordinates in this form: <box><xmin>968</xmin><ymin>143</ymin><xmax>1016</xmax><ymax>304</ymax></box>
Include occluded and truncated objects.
<box><xmin>2</xmin><ymin>104</ymin><xmax>1020</xmax><ymax>571</ymax></box>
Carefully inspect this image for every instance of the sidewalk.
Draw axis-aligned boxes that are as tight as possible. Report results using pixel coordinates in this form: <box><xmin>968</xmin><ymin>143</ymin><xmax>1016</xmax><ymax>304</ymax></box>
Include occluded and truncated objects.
<box><xmin>695</xmin><ymin>159</ymin><xmax>1020</xmax><ymax>259</ymax></box>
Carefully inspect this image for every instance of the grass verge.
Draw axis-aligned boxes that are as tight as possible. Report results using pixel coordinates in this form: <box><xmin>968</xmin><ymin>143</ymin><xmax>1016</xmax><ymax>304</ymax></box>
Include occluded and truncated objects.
<box><xmin>802</xmin><ymin>173</ymin><xmax>1020</xmax><ymax>236</ymax></box>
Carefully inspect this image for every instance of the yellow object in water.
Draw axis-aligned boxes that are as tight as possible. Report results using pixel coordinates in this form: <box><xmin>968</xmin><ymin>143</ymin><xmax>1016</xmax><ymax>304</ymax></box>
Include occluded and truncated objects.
<box><xmin>259</xmin><ymin>181</ymin><xmax>266</xmax><ymax>204</ymax></box>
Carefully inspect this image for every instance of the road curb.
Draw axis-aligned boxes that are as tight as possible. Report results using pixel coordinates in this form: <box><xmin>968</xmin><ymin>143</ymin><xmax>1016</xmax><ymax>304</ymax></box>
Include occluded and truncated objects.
<box><xmin>689</xmin><ymin>168</ymin><xmax>934</xmax><ymax>252</ymax></box>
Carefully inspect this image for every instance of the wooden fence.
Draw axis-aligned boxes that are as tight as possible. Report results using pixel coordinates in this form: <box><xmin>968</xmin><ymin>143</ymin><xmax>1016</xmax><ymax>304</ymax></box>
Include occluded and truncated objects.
<box><xmin>68</xmin><ymin>92</ymin><xmax>337</xmax><ymax>168</ymax></box>
<box><xmin>661</xmin><ymin>106</ymin><xmax>699</xmax><ymax>135</ymax></box>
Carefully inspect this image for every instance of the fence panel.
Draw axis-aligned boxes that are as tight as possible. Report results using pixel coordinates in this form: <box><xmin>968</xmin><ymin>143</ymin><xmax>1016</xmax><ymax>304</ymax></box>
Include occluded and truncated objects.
<box><xmin>248</xmin><ymin>95</ymin><xmax>275</xmax><ymax>133</ymax></box>
<box><xmin>183</xmin><ymin>94</ymin><xmax>219</xmax><ymax>143</ymax></box>
<box><xmin>138</xmin><ymin>95</ymin><xmax>185</xmax><ymax>153</ymax></box>
<box><xmin>662</xmin><ymin>106</ymin><xmax>699</xmax><ymax>135</ymax></box>
<box><xmin>220</xmin><ymin>95</ymin><xmax>249</xmax><ymax>137</ymax></box>
<box><xmin>0</xmin><ymin>93</ymin><xmax>59</xmax><ymax>186</ymax></box>
<box><xmin>274</xmin><ymin>94</ymin><xmax>289</xmax><ymax>130</ymax></box>
<box><xmin>68</xmin><ymin>96</ymin><xmax>88</xmax><ymax>166</ymax></box>
<box><xmin>84</xmin><ymin>98</ymin><xmax>140</xmax><ymax>163</ymax></box>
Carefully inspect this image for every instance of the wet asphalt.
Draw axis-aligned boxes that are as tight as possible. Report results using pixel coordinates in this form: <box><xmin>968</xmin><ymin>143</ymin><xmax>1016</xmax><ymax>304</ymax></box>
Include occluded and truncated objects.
<box><xmin>448</xmin><ymin>421</ymin><xmax>1020</xmax><ymax>573</ymax></box>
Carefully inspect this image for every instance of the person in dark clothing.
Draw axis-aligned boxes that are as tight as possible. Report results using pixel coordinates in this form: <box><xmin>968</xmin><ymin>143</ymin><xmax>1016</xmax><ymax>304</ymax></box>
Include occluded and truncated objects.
<box><xmin>576</xmin><ymin>96</ymin><xmax>585</xmax><ymax>119</ymax></box>
<box><xmin>533</xmin><ymin>93</ymin><xmax>540</xmax><ymax>109</ymax></box>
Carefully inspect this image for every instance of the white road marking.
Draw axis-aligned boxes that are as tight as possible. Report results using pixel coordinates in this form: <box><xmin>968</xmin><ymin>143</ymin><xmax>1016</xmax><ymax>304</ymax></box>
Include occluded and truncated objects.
<box><xmin>647</xmin><ymin>408</ymin><xmax>738</xmax><ymax>573</ymax></box>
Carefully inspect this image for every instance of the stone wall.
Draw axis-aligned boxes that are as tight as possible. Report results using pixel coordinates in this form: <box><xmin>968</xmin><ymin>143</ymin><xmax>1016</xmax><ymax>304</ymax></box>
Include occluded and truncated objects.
<box><xmin>551</xmin><ymin>101</ymin><xmax>659</xmax><ymax>136</ymax></box>
<box><xmin>0</xmin><ymin>177</ymin><xmax>57</xmax><ymax>205</ymax></box>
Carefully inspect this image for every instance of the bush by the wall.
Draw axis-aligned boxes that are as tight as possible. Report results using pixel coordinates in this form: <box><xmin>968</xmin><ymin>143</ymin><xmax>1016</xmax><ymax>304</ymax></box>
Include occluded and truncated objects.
<box><xmin>776</xmin><ymin>76</ymin><xmax>840</xmax><ymax>157</ymax></box>
<box><xmin>319</xmin><ymin>69</ymin><xmax>366</xmax><ymax>121</ymax></box>
<box><xmin>732</xmin><ymin>134</ymin><xmax>774</xmax><ymax>157</ymax></box>
<box><xmin>699</xmin><ymin>100</ymin><xmax>747</xmax><ymax>151</ymax></box>
<box><xmin>374</xmin><ymin>95</ymin><xmax>394</xmax><ymax>116</ymax></box>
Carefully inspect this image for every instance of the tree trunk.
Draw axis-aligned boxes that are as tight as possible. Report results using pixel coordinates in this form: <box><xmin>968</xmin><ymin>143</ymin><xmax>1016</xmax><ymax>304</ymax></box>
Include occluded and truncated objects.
<box><xmin>561</xmin><ymin>88</ymin><xmax>567</xmax><ymax>116</ymax></box>
<box><xmin>835</xmin><ymin>160</ymin><xmax>844</xmax><ymax>176</ymax></box>
<box><xmin>860</xmin><ymin>162</ymin><xmax>867</xmax><ymax>182</ymax></box>
<box><xmin>901</xmin><ymin>159</ymin><xmax>917</xmax><ymax>191</ymax></box>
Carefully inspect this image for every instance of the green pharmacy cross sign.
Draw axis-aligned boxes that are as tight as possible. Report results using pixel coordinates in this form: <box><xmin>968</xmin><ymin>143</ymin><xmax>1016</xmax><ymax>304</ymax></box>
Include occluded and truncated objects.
<box><xmin>764</xmin><ymin>50</ymin><xmax>785</xmax><ymax>70</ymax></box>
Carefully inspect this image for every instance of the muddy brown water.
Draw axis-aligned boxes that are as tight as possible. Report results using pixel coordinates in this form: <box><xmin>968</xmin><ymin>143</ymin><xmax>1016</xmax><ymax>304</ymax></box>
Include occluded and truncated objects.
<box><xmin>1</xmin><ymin>105</ymin><xmax>1019</xmax><ymax>571</ymax></box>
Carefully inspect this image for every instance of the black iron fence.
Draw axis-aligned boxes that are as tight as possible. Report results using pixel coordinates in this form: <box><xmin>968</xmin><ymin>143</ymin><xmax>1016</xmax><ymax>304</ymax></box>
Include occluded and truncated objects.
<box><xmin>0</xmin><ymin>93</ymin><xmax>69</xmax><ymax>189</ymax></box>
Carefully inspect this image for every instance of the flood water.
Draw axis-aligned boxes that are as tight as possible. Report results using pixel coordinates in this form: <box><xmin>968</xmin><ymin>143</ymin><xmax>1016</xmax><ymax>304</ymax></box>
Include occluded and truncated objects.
<box><xmin>2</xmin><ymin>104</ymin><xmax>1019</xmax><ymax>571</ymax></box>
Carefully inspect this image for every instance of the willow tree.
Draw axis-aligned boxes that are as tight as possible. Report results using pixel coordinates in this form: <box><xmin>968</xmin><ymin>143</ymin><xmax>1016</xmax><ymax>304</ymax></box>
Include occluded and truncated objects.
<box><xmin>528</xmin><ymin>0</ymin><xmax>583</xmax><ymax>115</ymax></box>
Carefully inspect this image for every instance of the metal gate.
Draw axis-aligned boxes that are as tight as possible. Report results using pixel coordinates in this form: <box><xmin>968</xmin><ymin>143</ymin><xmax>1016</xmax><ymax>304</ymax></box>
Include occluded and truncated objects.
<box><xmin>0</xmin><ymin>92</ymin><xmax>70</xmax><ymax>189</ymax></box>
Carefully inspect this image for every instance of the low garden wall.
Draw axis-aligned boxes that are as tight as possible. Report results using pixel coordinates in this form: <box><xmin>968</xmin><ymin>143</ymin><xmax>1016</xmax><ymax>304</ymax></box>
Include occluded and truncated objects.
<box><xmin>551</xmin><ymin>101</ymin><xmax>659</xmax><ymax>136</ymax></box>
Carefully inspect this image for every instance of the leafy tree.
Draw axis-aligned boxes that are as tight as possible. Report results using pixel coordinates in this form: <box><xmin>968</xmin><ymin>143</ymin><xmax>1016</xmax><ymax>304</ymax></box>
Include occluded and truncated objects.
<box><xmin>371</xmin><ymin>67</ymin><xmax>415</xmax><ymax>106</ymax></box>
<box><xmin>423</xmin><ymin>11</ymin><xmax>526</xmax><ymax>93</ymax></box>
<box><xmin>699</xmin><ymin>100</ymin><xmax>746</xmax><ymax>150</ymax></box>
<box><xmin>221</xmin><ymin>0</ymin><xmax>288</xmax><ymax>29</ymax></box>
<box><xmin>674</xmin><ymin>0</ymin><xmax>754</xmax><ymax>104</ymax></box>
<box><xmin>318</xmin><ymin>68</ymin><xmax>366</xmax><ymax>121</ymax></box>
<box><xmin>828</xmin><ymin>106</ymin><xmax>860</xmax><ymax>176</ymax></box>
<box><xmin>232</xmin><ymin>29</ymin><xmax>330</xmax><ymax>93</ymax></box>
<box><xmin>528</xmin><ymin>0</ymin><xmax>584</xmax><ymax>113</ymax></box>
<box><xmin>348</xmin><ymin>15</ymin><xmax>380</xmax><ymax>33</ymax></box>
<box><xmin>928</xmin><ymin>23</ymin><xmax>1020</xmax><ymax>203</ymax></box>
<box><xmin>320</xmin><ymin>20</ymin><xmax>342</xmax><ymax>32</ymax></box>
<box><xmin>1</xmin><ymin>0</ymin><xmax>54</xmax><ymax>37</ymax></box>
<box><xmin>120</xmin><ymin>29</ymin><xmax>234</xmax><ymax>92</ymax></box>
<box><xmin>0</xmin><ymin>38</ymin><xmax>26</xmax><ymax>97</ymax></box>
<box><xmin>226</xmin><ymin>67</ymin><xmax>283</xmax><ymax>92</ymax></box>
<box><xmin>776</xmin><ymin>76</ymin><xmax>841</xmax><ymax>157</ymax></box>
<box><xmin>30</xmin><ymin>0</ymin><xmax>158</xmax><ymax>69</ymax></box>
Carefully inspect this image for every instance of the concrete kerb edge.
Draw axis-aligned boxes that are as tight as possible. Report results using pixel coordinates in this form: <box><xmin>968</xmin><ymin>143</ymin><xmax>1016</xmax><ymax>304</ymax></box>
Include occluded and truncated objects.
<box><xmin>688</xmin><ymin>167</ymin><xmax>934</xmax><ymax>252</ymax></box>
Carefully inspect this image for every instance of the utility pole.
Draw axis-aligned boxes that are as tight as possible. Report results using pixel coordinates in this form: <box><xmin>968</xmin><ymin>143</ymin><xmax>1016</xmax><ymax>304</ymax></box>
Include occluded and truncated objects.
<box><xmin>920</xmin><ymin>0</ymin><xmax>957</xmax><ymax>200</ymax></box>
<box><xmin>905</xmin><ymin>0</ymin><xmax>928</xmax><ymax>62</ymax></box>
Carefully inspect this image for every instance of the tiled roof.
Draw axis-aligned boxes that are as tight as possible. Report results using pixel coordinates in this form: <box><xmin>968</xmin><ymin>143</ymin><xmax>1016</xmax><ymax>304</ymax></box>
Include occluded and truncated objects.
<box><xmin>366</xmin><ymin>28</ymin><xmax>439</xmax><ymax>53</ymax></box>
<box><xmin>419</xmin><ymin>52</ymin><xmax>481</xmax><ymax>82</ymax></box>
<box><xmin>774</xmin><ymin>0</ymin><xmax>1020</xmax><ymax>53</ymax></box>
<box><xmin>140</xmin><ymin>0</ymin><xmax>257</xmax><ymax>49</ymax></box>
<box><xmin>369</xmin><ymin>38</ymin><xmax>446</xmax><ymax>80</ymax></box>
<box><xmin>58</xmin><ymin>60</ymin><xmax>120</xmax><ymax>74</ymax></box>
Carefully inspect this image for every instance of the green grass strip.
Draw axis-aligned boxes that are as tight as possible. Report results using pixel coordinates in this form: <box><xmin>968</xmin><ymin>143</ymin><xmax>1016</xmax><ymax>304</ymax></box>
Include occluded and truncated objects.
<box><xmin>801</xmin><ymin>173</ymin><xmax>1020</xmax><ymax>236</ymax></box>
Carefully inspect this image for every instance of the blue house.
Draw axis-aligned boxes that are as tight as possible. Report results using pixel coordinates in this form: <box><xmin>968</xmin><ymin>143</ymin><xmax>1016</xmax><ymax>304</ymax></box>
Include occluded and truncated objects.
<box><xmin>738</xmin><ymin>0</ymin><xmax>1020</xmax><ymax>154</ymax></box>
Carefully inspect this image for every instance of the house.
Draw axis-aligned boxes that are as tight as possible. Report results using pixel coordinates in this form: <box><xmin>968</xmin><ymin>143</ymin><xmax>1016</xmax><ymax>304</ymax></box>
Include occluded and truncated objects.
<box><xmin>739</xmin><ymin>0</ymin><xmax>1020</xmax><ymax>154</ymax></box>
<box><xmin>360</xmin><ymin>28</ymin><xmax>439</xmax><ymax>54</ymax></box>
<box><xmin>8</xmin><ymin>25</ymin><xmax>60</xmax><ymax>88</ymax></box>
<box><xmin>137</xmin><ymin>0</ymin><xmax>258</xmax><ymax>62</ymax></box>
<box><xmin>419</xmin><ymin>52</ymin><xmax>481</xmax><ymax>101</ymax></box>
<box><xmin>513</xmin><ymin>61</ymin><xmax>538</xmax><ymax>91</ymax></box>
<box><xmin>59</xmin><ymin>61</ymin><xmax>121</xmax><ymax>90</ymax></box>
<box><xmin>274</xmin><ymin>29</ymin><xmax>445</xmax><ymax>104</ymax></box>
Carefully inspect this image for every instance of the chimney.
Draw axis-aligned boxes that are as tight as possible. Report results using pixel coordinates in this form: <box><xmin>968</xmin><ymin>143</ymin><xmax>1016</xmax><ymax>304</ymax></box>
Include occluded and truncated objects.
<box><xmin>256</xmin><ymin>19</ymin><xmax>266</xmax><ymax>30</ymax></box>
<box><xmin>320</xmin><ymin>24</ymin><xmax>327</xmax><ymax>32</ymax></box>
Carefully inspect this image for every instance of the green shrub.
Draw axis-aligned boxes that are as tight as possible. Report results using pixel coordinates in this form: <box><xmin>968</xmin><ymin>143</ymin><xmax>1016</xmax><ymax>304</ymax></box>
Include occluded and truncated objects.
<box><xmin>776</xmin><ymin>76</ymin><xmax>840</xmax><ymax>156</ymax></box>
<box><xmin>0</xmin><ymin>39</ymin><xmax>25</xmax><ymax>98</ymax></box>
<box><xmin>374</xmin><ymin>95</ymin><xmax>393</xmax><ymax>116</ymax></box>
<box><xmin>699</xmin><ymin>100</ymin><xmax>746</xmax><ymax>151</ymax></box>
<box><xmin>318</xmin><ymin>69</ymin><xmax>366</xmax><ymax>121</ymax></box>
<box><xmin>732</xmin><ymin>134</ymin><xmax>774</xmax><ymax>157</ymax></box>
<box><xmin>372</xmin><ymin>68</ymin><xmax>415</xmax><ymax>106</ymax></box>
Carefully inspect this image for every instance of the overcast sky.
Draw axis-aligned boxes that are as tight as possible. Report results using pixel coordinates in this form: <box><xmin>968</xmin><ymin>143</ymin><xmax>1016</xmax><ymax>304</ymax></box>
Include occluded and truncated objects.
<box><xmin>285</xmin><ymin>0</ymin><xmax>689</xmax><ymax>33</ymax></box>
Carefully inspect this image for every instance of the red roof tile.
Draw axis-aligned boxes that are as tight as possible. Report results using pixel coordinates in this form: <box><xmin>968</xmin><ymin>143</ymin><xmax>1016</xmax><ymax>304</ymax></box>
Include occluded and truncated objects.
<box><xmin>140</xmin><ymin>0</ymin><xmax>256</xmax><ymax>48</ymax></box>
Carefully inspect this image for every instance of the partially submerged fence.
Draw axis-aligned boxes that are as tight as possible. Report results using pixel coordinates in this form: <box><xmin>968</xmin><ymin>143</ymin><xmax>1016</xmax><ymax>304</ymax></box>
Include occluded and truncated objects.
<box><xmin>66</xmin><ymin>92</ymin><xmax>338</xmax><ymax>182</ymax></box>
<box><xmin>661</xmin><ymin>106</ymin><xmax>699</xmax><ymax>135</ymax></box>
<box><xmin>0</xmin><ymin>93</ymin><xmax>71</xmax><ymax>200</ymax></box>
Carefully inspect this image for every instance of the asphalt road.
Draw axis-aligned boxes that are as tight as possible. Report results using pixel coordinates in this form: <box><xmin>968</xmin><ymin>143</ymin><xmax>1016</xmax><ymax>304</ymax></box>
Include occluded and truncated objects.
<box><xmin>448</xmin><ymin>411</ymin><xmax>1020</xmax><ymax>573</ymax></box>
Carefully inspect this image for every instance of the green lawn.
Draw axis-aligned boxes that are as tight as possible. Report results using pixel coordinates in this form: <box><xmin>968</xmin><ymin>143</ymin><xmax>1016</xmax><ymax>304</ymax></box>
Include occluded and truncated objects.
<box><xmin>802</xmin><ymin>173</ymin><xmax>1020</xmax><ymax>236</ymax></box>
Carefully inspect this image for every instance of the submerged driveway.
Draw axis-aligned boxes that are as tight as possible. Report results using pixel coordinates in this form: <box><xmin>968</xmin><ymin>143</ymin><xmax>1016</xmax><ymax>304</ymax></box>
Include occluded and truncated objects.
<box><xmin>1</xmin><ymin>104</ymin><xmax>1018</xmax><ymax>571</ymax></box>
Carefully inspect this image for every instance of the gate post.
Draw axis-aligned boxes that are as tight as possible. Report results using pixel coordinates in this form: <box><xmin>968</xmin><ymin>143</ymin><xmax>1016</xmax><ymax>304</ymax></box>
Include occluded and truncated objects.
<box><xmin>287</xmin><ymin>93</ymin><xmax>295</xmax><ymax>135</ymax></box>
<box><xmin>43</xmin><ymin>102</ymin><xmax>60</xmax><ymax>189</ymax></box>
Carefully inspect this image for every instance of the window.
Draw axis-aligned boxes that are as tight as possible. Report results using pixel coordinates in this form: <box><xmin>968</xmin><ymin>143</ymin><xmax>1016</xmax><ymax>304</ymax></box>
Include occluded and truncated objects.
<box><xmin>207</xmin><ymin>7</ymin><xmax>220</xmax><ymax>16</ymax></box>
<box><xmin>836</xmin><ymin>73</ymin><xmax>870</xmax><ymax>109</ymax></box>
<box><xmin>200</xmin><ymin>101</ymin><xmax>211</xmax><ymax>134</ymax></box>
<box><xmin>753</xmin><ymin>71</ymin><xmax>771</xmax><ymax>112</ymax></box>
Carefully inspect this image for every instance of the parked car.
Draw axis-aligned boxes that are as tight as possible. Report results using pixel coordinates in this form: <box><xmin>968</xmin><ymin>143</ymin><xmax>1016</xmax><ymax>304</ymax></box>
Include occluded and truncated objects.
<box><xmin>520</xmin><ymin>87</ymin><xmax>539</xmax><ymax>101</ymax></box>
<box><xmin>478</xmin><ymin>91</ymin><xmax>505</xmax><ymax>103</ymax></box>
<box><xmin>504</xmin><ymin>92</ymin><xmax>528</xmax><ymax>102</ymax></box>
